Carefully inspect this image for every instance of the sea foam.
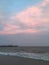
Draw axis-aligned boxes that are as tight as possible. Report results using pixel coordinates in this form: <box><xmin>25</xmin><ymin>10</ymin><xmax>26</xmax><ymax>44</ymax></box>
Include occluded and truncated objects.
<box><xmin>0</xmin><ymin>52</ymin><xmax>49</xmax><ymax>61</ymax></box>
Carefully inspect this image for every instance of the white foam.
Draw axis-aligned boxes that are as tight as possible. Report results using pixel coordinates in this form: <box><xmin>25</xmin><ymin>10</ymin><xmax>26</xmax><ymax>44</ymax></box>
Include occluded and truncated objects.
<box><xmin>0</xmin><ymin>52</ymin><xmax>49</xmax><ymax>61</ymax></box>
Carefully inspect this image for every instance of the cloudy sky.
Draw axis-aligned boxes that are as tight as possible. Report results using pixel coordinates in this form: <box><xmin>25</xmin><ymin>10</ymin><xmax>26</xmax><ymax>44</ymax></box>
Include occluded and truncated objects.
<box><xmin>0</xmin><ymin>0</ymin><xmax>49</xmax><ymax>46</ymax></box>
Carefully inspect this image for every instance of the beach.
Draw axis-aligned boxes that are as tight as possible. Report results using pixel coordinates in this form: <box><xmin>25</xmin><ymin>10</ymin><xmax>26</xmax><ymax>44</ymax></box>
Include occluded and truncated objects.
<box><xmin>0</xmin><ymin>46</ymin><xmax>49</xmax><ymax>65</ymax></box>
<box><xmin>0</xmin><ymin>55</ymin><xmax>49</xmax><ymax>65</ymax></box>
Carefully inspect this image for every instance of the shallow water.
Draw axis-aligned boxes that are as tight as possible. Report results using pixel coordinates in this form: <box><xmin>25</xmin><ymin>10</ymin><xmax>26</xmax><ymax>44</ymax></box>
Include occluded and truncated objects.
<box><xmin>0</xmin><ymin>47</ymin><xmax>49</xmax><ymax>61</ymax></box>
<box><xmin>0</xmin><ymin>52</ymin><xmax>49</xmax><ymax>61</ymax></box>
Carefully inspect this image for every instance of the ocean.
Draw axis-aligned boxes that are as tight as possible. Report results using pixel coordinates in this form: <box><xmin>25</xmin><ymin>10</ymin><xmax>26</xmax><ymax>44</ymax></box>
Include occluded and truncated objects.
<box><xmin>0</xmin><ymin>46</ymin><xmax>49</xmax><ymax>61</ymax></box>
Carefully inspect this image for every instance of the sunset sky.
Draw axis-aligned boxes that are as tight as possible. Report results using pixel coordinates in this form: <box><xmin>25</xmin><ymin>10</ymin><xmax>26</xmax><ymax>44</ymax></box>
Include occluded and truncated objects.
<box><xmin>0</xmin><ymin>0</ymin><xmax>49</xmax><ymax>46</ymax></box>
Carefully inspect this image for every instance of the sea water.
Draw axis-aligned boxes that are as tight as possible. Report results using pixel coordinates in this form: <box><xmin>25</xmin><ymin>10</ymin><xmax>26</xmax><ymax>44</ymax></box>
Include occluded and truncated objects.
<box><xmin>0</xmin><ymin>52</ymin><xmax>49</xmax><ymax>61</ymax></box>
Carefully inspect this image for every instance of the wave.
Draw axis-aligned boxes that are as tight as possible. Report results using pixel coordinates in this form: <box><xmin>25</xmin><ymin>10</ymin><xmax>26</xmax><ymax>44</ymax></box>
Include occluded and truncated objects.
<box><xmin>0</xmin><ymin>52</ymin><xmax>49</xmax><ymax>61</ymax></box>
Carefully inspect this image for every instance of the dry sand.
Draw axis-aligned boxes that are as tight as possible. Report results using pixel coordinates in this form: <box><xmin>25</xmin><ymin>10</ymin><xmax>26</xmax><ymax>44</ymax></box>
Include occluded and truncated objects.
<box><xmin>0</xmin><ymin>55</ymin><xmax>49</xmax><ymax>65</ymax></box>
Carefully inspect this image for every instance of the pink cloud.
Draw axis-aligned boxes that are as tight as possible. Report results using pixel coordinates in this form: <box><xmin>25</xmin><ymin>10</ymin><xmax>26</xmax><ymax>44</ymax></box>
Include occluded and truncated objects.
<box><xmin>0</xmin><ymin>0</ymin><xmax>49</xmax><ymax>34</ymax></box>
<box><xmin>15</xmin><ymin>6</ymin><xmax>49</xmax><ymax>30</ymax></box>
<box><xmin>0</xmin><ymin>23</ymin><xmax>21</xmax><ymax>34</ymax></box>
<box><xmin>40</xmin><ymin>0</ymin><xmax>49</xmax><ymax>7</ymax></box>
<box><xmin>0</xmin><ymin>23</ymin><xmax>40</xmax><ymax>34</ymax></box>
<box><xmin>14</xmin><ymin>0</ymin><xmax>49</xmax><ymax>34</ymax></box>
<box><xmin>0</xmin><ymin>29</ymin><xmax>40</xmax><ymax>34</ymax></box>
<box><xmin>4</xmin><ymin>23</ymin><xmax>20</xmax><ymax>31</ymax></box>
<box><xmin>16</xmin><ymin>6</ymin><xmax>42</xmax><ymax>26</ymax></box>
<box><xmin>22</xmin><ymin>29</ymin><xmax>40</xmax><ymax>34</ymax></box>
<box><xmin>0</xmin><ymin>30</ymin><xmax>22</xmax><ymax>34</ymax></box>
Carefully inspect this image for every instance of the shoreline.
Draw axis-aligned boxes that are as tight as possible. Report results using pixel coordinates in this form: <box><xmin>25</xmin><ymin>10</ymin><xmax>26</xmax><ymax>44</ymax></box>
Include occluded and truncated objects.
<box><xmin>0</xmin><ymin>51</ymin><xmax>49</xmax><ymax>61</ymax></box>
<box><xmin>0</xmin><ymin>55</ymin><xmax>49</xmax><ymax>65</ymax></box>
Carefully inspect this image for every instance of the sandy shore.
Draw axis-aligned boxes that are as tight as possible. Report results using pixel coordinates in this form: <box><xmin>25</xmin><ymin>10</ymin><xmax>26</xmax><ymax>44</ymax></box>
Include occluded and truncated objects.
<box><xmin>0</xmin><ymin>55</ymin><xmax>49</xmax><ymax>65</ymax></box>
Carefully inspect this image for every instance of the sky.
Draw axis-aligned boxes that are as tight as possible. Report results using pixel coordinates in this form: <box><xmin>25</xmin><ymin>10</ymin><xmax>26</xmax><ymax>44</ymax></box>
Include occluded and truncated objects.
<box><xmin>0</xmin><ymin>0</ymin><xmax>49</xmax><ymax>46</ymax></box>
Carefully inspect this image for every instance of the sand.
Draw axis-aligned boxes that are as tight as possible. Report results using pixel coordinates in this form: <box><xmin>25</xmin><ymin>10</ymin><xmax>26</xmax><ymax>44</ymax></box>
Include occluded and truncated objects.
<box><xmin>0</xmin><ymin>55</ymin><xmax>49</xmax><ymax>65</ymax></box>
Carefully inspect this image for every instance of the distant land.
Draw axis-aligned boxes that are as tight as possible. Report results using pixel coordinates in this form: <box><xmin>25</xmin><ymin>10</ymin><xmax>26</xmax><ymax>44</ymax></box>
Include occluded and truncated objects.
<box><xmin>0</xmin><ymin>45</ymin><xmax>18</xmax><ymax>47</ymax></box>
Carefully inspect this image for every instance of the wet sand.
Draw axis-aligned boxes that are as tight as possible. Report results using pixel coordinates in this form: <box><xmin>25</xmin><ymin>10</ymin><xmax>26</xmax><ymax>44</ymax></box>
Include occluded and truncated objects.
<box><xmin>0</xmin><ymin>55</ymin><xmax>49</xmax><ymax>65</ymax></box>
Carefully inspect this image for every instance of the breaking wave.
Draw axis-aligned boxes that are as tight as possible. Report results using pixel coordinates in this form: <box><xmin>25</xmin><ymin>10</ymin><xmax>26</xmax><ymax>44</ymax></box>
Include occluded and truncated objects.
<box><xmin>0</xmin><ymin>52</ymin><xmax>49</xmax><ymax>61</ymax></box>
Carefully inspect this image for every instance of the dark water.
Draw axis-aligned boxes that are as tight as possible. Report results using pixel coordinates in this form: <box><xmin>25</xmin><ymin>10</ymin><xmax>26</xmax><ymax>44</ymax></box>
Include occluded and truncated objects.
<box><xmin>0</xmin><ymin>46</ymin><xmax>49</xmax><ymax>53</ymax></box>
